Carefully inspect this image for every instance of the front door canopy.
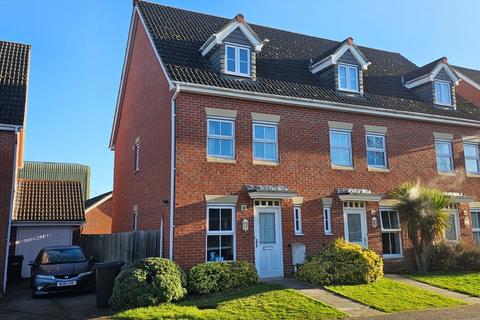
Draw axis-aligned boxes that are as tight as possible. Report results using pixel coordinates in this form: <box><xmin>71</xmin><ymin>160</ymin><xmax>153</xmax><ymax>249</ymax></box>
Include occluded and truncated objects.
<box><xmin>246</xmin><ymin>185</ymin><xmax>297</xmax><ymax>200</ymax></box>
<box><xmin>336</xmin><ymin>188</ymin><xmax>382</xmax><ymax>202</ymax></box>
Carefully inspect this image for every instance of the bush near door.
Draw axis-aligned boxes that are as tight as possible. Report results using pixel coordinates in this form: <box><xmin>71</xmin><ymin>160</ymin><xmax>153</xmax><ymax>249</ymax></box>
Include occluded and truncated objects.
<box><xmin>296</xmin><ymin>239</ymin><xmax>383</xmax><ymax>286</ymax></box>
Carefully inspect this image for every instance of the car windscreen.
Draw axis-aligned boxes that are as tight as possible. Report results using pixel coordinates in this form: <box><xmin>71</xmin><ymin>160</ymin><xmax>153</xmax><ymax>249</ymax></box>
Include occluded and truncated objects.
<box><xmin>40</xmin><ymin>248</ymin><xmax>86</xmax><ymax>265</ymax></box>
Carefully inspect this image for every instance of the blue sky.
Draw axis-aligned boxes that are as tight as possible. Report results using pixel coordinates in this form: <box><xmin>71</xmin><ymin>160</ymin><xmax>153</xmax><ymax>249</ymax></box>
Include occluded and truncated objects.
<box><xmin>1</xmin><ymin>0</ymin><xmax>479</xmax><ymax>197</ymax></box>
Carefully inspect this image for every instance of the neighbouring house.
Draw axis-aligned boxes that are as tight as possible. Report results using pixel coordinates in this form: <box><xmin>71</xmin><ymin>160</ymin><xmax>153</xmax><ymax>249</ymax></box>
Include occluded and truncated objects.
<box><xmin>109</xmin><ymin>1</ymin><xmax>480</xmax><ymax>277</ymax></box>
<box><xmin>11</xmin><ymin>180</ymin><xmax>85</xmax><ymax>278</ymax></box>
<box><xmin>0</xmin><ymin>40</ymin><xmax>30</xmax><ymax>292</ymax></box>
<box><xmin>453</xmin><ymin>66</ymin><xmax>480</xmax><ymax>107</ymax></box>
<box><xmin>82</xmin><ymin>191</ymin><xmax>113</xmax><ymax>234</ymax></box>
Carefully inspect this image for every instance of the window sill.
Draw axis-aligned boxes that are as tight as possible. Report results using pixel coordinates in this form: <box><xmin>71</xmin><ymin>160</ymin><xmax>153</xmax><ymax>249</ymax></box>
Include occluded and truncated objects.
<box><xmin>383</xmin><ymin>255</ymin><xmax>404</xmax><ymax>260</ymax></box>
<box><xmin>331</xmin><ymin>164</ymin><xmax>354</xmax><ymax>171</ymax></box>
<box><xmin>253</xmin><ymin>160</ymin><xmax>279</xmax><ymax>166</ymax></box>
<box><xmin>324</xmin><ymin>232</ymin><xmax>333</xmax><ymax>236</ymax></box>
<box><xmin>438</xmin><ymin>171</ymin><xmax>456</xmax><ymax>176</ymax></box>
<box><xmin>207</xmin><ymin>157</ymin><xmax>236</xmax><ymax>164</ymax></box>
<box><xmin>368</xmin><ymin>167</ymin><xmax>389</xmax><ymax>172</ymax></box>
<box><xmin>467</xmin><ymin>172</ymin><xmax>480</xmax><ymax>178</ymax></box>
<box><xmin>294</xmin><ymin>233</ymin><xmax>304</xmax><ymax>236</ymax></box>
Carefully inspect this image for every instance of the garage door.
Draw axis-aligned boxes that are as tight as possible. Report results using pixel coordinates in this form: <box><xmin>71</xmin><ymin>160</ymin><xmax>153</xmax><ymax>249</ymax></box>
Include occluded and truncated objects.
<box><xmin>15</xmin><ymin>227</ymin><xmax>73</xmax><ymax>278</ymax></box>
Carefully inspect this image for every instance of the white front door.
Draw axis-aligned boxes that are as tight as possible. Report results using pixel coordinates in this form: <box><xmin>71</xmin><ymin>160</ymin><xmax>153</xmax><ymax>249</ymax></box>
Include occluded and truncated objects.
<box><xmin>254</xmin><ymin>207</ymin><xmax>283</xmax><ymax>278</ymax></box>
<box><xmin>344</xmin><ymin>210</ymin><xmax>368</xmax><ymax>247</ymax></box>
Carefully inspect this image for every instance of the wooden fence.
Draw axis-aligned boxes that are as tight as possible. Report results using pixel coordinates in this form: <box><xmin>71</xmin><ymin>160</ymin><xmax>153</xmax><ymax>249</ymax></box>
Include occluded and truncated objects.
<box><xmin>80</xmin><ymin>229</ymin><xmax>163</xmax><ymax>266</ymax></box>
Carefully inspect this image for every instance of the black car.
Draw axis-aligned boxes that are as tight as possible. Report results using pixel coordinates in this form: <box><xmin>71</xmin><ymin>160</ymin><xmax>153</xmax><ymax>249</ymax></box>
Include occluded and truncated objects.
<box><xmin>29</xmin><ymin>245</ymin><xmax>95</xmax><ymax>296</ymax></box>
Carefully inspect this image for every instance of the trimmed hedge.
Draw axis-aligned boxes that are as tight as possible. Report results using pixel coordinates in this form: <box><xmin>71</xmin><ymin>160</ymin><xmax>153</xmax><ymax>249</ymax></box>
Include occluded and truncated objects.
<box><xmin>297</xmin><ymin>239</ymin><xmax>383</xmax><ymax>286</ymax></box>
<box><xmin>188</xmin><ymin>261</ymin><xmax>258</xmax><ymax>294</ymax></box>
<box><xmin>109</xmin><ymin>258</ymin><xmax>187</xmax><ymax>309</ymax></box>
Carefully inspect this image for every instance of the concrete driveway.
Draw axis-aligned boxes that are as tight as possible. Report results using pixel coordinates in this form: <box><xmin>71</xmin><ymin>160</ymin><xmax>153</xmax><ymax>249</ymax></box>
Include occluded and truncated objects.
<box><xmin>0</xmin><ymin>281</ymin><xmax>113</xmax><ymax>320</ymax></box>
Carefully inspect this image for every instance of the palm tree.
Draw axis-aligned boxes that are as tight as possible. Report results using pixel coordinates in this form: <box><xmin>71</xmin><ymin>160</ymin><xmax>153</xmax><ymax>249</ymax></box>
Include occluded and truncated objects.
<box><xmin>390</xmin><ymin>182</ymin><xmax>451</xmax><ymax>271</ymax></box>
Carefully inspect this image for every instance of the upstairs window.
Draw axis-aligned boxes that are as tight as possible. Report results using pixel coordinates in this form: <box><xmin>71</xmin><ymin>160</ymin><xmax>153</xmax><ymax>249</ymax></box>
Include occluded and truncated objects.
<box><xmin>435</xmin><ymin>140</ymin><xmax>454</xmax><ymax>172</ymax></box>
<box><xmin>464</xmin><ymin>143</ymin><xmax>480</xmax><ymax>174</ymax></box>
<box><xmin>225</xmin><ymin>44</ymin><xmax>250</xmax><ymax>77</ymax></box>
<box><xmin>435</xmin><ymin>81</ymin><xmax>452</xmax><ymax>106</ymax></box>
<box><xmin>330</xmin><ymin>130</ymin><xmax>352</xmax><ymax>166</ymax></box>
<box><xmin>207</xmin><ymin>118</ymin><xmax>235</xmax><ymax>159</ymax></box>
<box><xmin>253</xmin><ymin>123</ymin><xmax>278</xmax><ymax>162</ymax></box>
<box><xmin>366</xmin><ymin>134</ymin><xmax>387</xmax><ymax>168</ymax></box>
<box><xmin>134</xmin><ymin>142</ymin><xmax>140</xmax><ymax>172</ymax></box>
<box><xmin>338</xmin><ymin>64</ymin><xmax>359</xmax><ymax>92</ymax></box>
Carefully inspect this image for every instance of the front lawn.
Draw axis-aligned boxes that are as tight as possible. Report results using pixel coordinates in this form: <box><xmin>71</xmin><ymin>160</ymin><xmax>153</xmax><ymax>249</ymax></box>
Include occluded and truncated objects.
<box><xmin>409</xmin><ymin>272</ymin><xmax>480</xmax><ymax>297</ymax></box>
<box><xmin>113</xmin><ymin>284</ymin><xmax>345</xmax><ymax>320</ymax></box>
<box><xmin>325</xmin><ymin>278</ymin><xmax>464</xmax><ymax>313</ymax></box>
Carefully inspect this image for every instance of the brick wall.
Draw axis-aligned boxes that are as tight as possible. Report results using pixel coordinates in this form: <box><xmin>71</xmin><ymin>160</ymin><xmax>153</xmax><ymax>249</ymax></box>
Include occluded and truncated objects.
<box><xmin>457</xmin><ymin>80</ymin><xmax>480</xmax><ymax>107</ymax></box>
<box><xmin>82</xmin><ymin>197</ymin><xmax>113</xmax><ymax>234</ymax></box>
<box><xmin>171</xmin><ymin>92</ymin><xmax>480</xmax><ymax>273</ymax></box>
<box><xmin>0</xmin><ymin>130</ymin><xmax>16</xmax><ymax>291</ymax></box>
<box><xmin>112</xmin><ymin>12</ymin><xmax>173</xmax><ymax>256</ymax></box>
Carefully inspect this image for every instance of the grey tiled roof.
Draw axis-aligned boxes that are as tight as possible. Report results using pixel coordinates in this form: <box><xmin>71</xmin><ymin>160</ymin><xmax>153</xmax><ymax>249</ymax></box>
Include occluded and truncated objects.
<box><xmin>14</xmin><ymin>180</ymin><xmax>85</xmax><ymax>222</ymax></box>
<box><xmin>0</xmin><ymin>41</ymin><xmax>30</xmax><ymax>126</ymax></box>
<box><xmin>136</xmin><ymin>1</ymin><xmax>480</xmax><ymax>121</ymax></box>
<box><xmin>454</xmin><ymin>65</ymin><xmax>480</xmax><ymax>85</ymax></box>
<box><xmin>85</xmin><ymin>191</ymin><xmax>112</xmax><ymax>211</ymax></box>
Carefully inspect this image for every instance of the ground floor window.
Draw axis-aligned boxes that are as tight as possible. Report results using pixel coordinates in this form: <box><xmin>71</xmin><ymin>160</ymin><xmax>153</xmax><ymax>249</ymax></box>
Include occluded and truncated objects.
<box><xmin>206</xmin><ymin>206</ymin><xmax>235</xmax><ymax>262</ymax></box>
<box><xmin>445</xmin><ymin>205</ymin><xmax>460</xmax><ymax>241</ymax></box>
<box><xmin>472</xmin><ymin>211</ymin><xmax>480</xmax><ymax>245</ymax></box>
<box><xmin>380</xmin><ymin>209</ymin><xmax>402</xmax><ymax>257</ymax></box>
<box><xmin>294</xmin><ymin>206</ymin><xmax>302</xmax><ymax>235</ymax></box>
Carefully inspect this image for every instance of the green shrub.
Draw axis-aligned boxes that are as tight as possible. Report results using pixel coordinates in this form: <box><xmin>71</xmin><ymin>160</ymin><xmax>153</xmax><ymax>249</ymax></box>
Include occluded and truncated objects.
<box><xmin>297</xmin><ymin>239</ymin><xmax>383</xmax><ymax>286</ymax></box>
<box><xmin>109</xmin><ymin>257</ymin><xmax>187</xmax><ymax>310</ymax></box>
<box><xmin>430</xmin><ymin>241</ymin><xmax>480</xmax><ymax>272</ymax></box>
<box><xmin>188</xmin><ymin>261</ymin><xmax>258</xmax><ymax>294</ymax></box>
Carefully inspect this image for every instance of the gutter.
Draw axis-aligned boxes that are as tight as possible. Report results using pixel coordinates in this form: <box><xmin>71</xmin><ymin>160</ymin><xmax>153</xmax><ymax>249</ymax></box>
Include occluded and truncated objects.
<box><xmin>174</xmin><ymin>81</ymin><xmax>480</xmax><ymax>128</ymax></box>
<box><xmin>169</xmin><ymin>85</ymin><xmax>180</xmax><ymax>260</ymax></box>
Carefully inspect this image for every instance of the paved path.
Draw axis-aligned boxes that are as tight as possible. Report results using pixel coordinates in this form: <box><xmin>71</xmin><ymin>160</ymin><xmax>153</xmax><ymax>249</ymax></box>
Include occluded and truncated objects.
<box><xmin>357</xmin><ymin>304</ymin><xmax>480</xmax><ymax>320</ymax></box>
<box><xmin>262</xmin><ymin>277</ymin><xmax>384</xmax><ymax>318</ymax></box>
<box><xmin>385</xmin><ymin>274</ymin><xmax>480</xmax><ymax>305</ymax></box>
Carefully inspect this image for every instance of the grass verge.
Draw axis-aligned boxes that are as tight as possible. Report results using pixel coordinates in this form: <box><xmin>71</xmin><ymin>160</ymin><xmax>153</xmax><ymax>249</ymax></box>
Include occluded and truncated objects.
<box><xmin>113</xmin><ymin>283</ymin><xmax>345</xmax><ymax>320</ymax></box>
<box><xmin>325</xmin><ymin>278</ymin><xmax>464</xmax><ymax>313</ymax></box>
<box><xmin>409</xmin><ymin>272</ymin><xmax>480</xmax><ymax>297</ymax></box>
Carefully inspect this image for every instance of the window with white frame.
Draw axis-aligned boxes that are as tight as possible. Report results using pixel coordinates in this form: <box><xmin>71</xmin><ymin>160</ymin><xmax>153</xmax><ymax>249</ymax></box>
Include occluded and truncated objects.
<box><xmin>294</xmin><ymin>206</ymin><xmax>303</xmax><ymax>235</ymax></box>
<box><xmin>206</xmin><ymin>206</ymin><xmax>235</xmax><ymax>262</ymax></box>
<box><xmin>472</xmin><ymin>211</ymin><xmax>480</xmax><ymax>245</ymax></box>
<box><xmin>253</xmin><ymin>123</ymin><xmax>278</xmax><ymax>161</ymax></box>
<box><xmin>380</xmin><ymin>209</ymin><xmax>402</xmax><ymax>257</ymax></box>
<box><xmin>133</xmin><ymin>206</ymin><xmax>138</xmax><ymax>231</ymax></box>
<box><xmin>445</xmin><ymin>205</ymin><xmax>460</xmax><ymax>241</ymax></box>
<box><xmin>366</xmin><ymin>134</ymin><xmax>387</xmax><ymax>168</ymax></box>
<box><xmin>435</xmin><ymin>140</ymin><xmax>454</xmax><ymax>172</ymax></box>
<box><xmin>207</xmin><ymin>118</ymin><xmax>234</xmax><ymax>159</ymax></box>
<box><xmin>324</xmin><ymin>207</ymin><xmax>332</xmax><ymax>235</ymax></box>
<box><xmin>435</xmin><ymin>81</ymin><xmax>452</xmax><ymax>106</ymax></box>
<box><xmin>330</xmin><ymin>130</ymin><xmax>352</xmax><ymax>166</ymax></box>
<box><xmin>464</xmin><ymin>143</ymin><xmax>480</xmax><ymax>174</ymax></box>
<box><xmin>338</xmin><ymin>64</ymin><xmax>359</xmax><ymax>92</ymax></box>
<box><xmin>225</xmin><ymin>44</ymin><xmax>250</xmax><ymax>77</ymax></box>
<box><xmin>134</xmin><ymin>143</ymin><xmax>140</xmax><ymax>172</ymax></box>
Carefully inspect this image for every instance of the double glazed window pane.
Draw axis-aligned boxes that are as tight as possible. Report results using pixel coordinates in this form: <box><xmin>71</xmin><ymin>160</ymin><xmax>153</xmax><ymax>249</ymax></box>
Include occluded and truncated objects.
<box><xmin>338</xmin><ymin>65</ymin><xmax>358</xmax><ymax>92</ymax></box>
<box><xmin>259</xmin><ymin>212</ymin><xmax>276</xmax><ymax>243</ymax></box>
<box><xmin>347</xmin><ymin>214</ymin><xmax>362</xmax><ymax>242</ymax></box>
<box><xmin>253</xmin><ymin>124</ymin><xmax>277</xmax><ymax>161</ymax></box>
<box><xmin>382</xmin><ymin>232</ymin><xmax>401</xmax><ymax>255</ymax></box>
<box><xmin>226</xmin><ymin>46</ymin><xmax>236</xmax><ymax>73</ymax></box>
<box><xmin>464</xmin><ymin>144</ymin><xmax>480</xmax><ymax>173</ymax></box>
<box><xmin>472</xmin><ymin>212</ymin><xmax>480</xmax><ymax>246</ymax></box>
<box><xmin>208</xmin><ymin>208</ymin><xmax>232</xmax><ymax>231</ymax></box>
<box><xmin>435</xmin><ymin>141</ymin><xmax>453</xmax><ymax>172</ymax></box>
<box><xmin>446</xmin><ymin>214</ymin><xmax>457</xmax><ymax>240</ymax></box>
<box><xmin>330</xmin><ymin>131</ymin><xmax>352</xmax><ymax>166</ymax></box>
<box><xmin>435</xmin><ymin>81</ymin><xmax>452</xmax><ymax>106</ymax></box>
<box><xmin>207</xmin><ymin>235</ymin><xmax>233</xmax><ymax>261</ymax></box>
<box><xmin>208</xmin><ymin>120</ymin><xmax>234</xmax><ymax>158</ymax></box>
<box><xmin>239</xmin><ymin>48</ymin><xmax>249</xmax><ymax>74</ymax></box>
<box><xmin>226</xmin><ymin>45</ymin><xmax>249</xmax><ymax>75</ymax></box>
<box><xmin>381</xmin><ymin>211</ymin><xmax>400</xmax><ymax>230</ymax></box>
<box><xmin>367</xmin><ymin>135</ymin><xmax>386</xmax><ymax>167</ymax></box>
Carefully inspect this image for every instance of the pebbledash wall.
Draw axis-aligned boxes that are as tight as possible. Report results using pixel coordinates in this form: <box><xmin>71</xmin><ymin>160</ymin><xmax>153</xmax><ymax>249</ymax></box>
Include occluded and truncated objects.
<box><xmin>0</xmin><ymin>131</ymin><xmax>16</xmax><ymax>290</ymax></box>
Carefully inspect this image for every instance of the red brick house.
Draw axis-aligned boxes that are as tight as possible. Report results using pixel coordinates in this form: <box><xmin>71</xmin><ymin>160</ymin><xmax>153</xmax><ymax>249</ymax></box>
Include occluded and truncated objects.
<box><xmin>110</xmin><ymin>1</ymin><xmax>480</xmax><ymax>277</ymax></box>
<box><xmin>0</xmin><ymin>41</ymin><xmax>30</xmax><ymax>292</ymax></box>
<box><xmin>82</xmin><ymin>191</ymin><xmax>113</xmax><ymax>234</ymax></box>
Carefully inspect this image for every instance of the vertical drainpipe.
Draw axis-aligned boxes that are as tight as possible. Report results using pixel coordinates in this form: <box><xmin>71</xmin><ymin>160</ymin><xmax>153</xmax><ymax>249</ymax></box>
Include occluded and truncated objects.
<box><xmin>169</xmin><ymin>85</ymin><xmax>180</xmax><ymax>260</ymax></box>
<box><xmin>3</xmin><ymin>127</ymin><xmax>20</xmax><ymax>293</ymax></box>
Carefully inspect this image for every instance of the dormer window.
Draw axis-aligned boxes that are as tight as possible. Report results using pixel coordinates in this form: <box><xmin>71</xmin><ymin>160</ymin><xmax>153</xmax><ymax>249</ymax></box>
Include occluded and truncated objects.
<box><xmin>225</xmin><ymin>44</ymin><xmax>250</xmax><ymax>77</ymax></box>
<box><xmin>435</xmin><ymin>81</ymin><xmax>452</xmax><ymax>106</ymax></box>
<box><xmin>338</xmin><ymin>64</ymin><xmax>359</xmax><ymax>92</ymax></box>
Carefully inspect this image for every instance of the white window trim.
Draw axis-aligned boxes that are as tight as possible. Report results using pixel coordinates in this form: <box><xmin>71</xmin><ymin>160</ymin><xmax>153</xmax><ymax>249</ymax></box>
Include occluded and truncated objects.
<box><xmin>380</xmin><ymin>208</ymin><xmax>403</xmax><ymax>258</ymax></box>
<box><xmin>434</xmin><ymin>80</ymin><xmax>452</xmax><ymax>107</ymax></box>
<box><xmin>445</xmin><ymin>208</ymin><xmax>461</xmax><ymax>242</ymax></box>
<box><xmin>338</xmin><ymin>63</ymin><xmax>359</xmax><ymax>93</ymax></box>
<box><xmin>464</xmin><ymin>143</ymin><xmax>480</xmax><ymax>174</ymax></box>
<box><xmin>435</xmin><ymin>139</ymin><xmax>454</xmax><ymax>172</ymax></box>
<box><xmin>134</xmin><ymin>143</ymin><xmax>140</xmax><ymax>172</ymax></box>
<box><xmin>294</xmin><ymin>206</ymin><xmax>303</xmax><ymax>235</ymax></box>
<box><xmin>206</xmin><ymin>205</ymin><xmax>236</xmax><ymax>262</ymax></box>
<box><xmin>366</xmin><ymin>133</ymin><xmax>387</xmax><ymax>169</ymax></box>
<box><xmin>323</xmin><ymin>206</ymin><xmax>332</xmax><ymax>235</ymax></box>
<box><xmin>471</xmin><ymin>211</ymin><xmax>480</xmax><ymax>245</ymax></box>
<box><xmin>207</xmin><ymin>118</ymin><xmax>235</xmax><ymax>159</ymax></box>
<box><xmin>329</xmin><ymin>129</ymin><xmax>353</xmax><ymax>167</ymax></box>
<box><xmin>252</xmin><ymin>122</ymin><xmax>278</xmax><ymax>162</ymax></box>
<box><xmin>224</xmin><ymin>44</ymin><xmax>251</xmax><ymax>77</ymax></box>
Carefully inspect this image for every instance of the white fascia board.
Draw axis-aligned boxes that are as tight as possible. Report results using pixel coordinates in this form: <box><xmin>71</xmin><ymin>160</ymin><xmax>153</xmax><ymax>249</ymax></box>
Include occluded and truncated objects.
<box><xmin>404</xmin><ymin>75</ymin><xmax>432</xmax><ymax>89</ymax></box>
<box><xmin>310</xmin><ymin>45</ymin><xmax>369</xmax><ymax>74</ymax></box>
<box><xmin>174</xmin><ymin>81</ymin><xmax>480</xmax><ymax>128</ymax></box>
<box><xmin>85</xmin><ymin>194</ymin><xmax>113</xmax><ymax>214</ymax></box>
<box><xmin>11</xmin><ymin>221</ymin><xmax>85</xmax><ymax>227</ymax></box>
<box><xmin>310</xmin><ymin>56</ymin><xmax>334</xmax><ymax>73</ymax></box>
<box><xmin>0</xmin><ymin>124</ymin><xmax>21</xmax><ymax>131</ymax></box>
<box><xmin>405</xmin><ymin>63</ymin><xmax>461</xmax><ymax>89</ymax></box>
<box><xmin>456</xmin><ymin>70</ymin><xmax>480</xmax><ymax>92</ymax></box>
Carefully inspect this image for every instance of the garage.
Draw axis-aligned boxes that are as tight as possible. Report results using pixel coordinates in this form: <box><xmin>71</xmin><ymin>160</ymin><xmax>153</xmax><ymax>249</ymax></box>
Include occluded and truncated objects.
<box><xmin>11</xmin><ymin>180</ymin><xmax>85</xmax><ymax>279</ymax></box>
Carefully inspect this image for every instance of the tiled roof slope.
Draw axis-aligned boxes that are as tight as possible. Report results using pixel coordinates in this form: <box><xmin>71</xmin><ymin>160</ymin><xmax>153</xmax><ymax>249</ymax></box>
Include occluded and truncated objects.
<box><xmin>136</xmin><ymin>1</ymin><xmax>480</xmax><ymax>121</ymax></box>
<box><xmin>85</xmin><ymin>191</ymin><xmax>112</xmax><ymax>210</ymax></box>
<box><xmin>403</xmin><ymin>57</ymin><xmax>444</xmax><ymax>82</ymax></box>
<box><xmin>0</xmin><ymin>41</ymin><xmax>30</xmax><ymax>126</ymax></box>
<box><xmin>454</xmin><ymin>66</ymin><xmax>480</xmax><ymax>85</ymax></box>
<box><xmin>14</xmin><ymin>180</ymin><xmax>85</xmax><ymax>222</ymax></box>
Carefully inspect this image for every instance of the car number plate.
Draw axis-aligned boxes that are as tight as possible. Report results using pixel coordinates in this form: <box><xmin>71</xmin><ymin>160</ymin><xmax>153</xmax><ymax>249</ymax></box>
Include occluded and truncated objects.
<box><xmin>57</xmin><ymin>280</ymin><xmax>76</xmax><ymax>287</ymax></box>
